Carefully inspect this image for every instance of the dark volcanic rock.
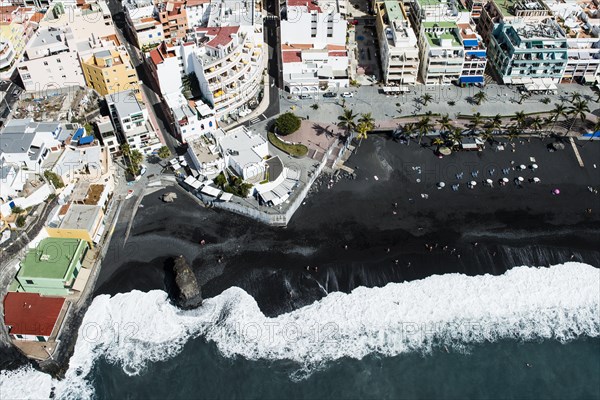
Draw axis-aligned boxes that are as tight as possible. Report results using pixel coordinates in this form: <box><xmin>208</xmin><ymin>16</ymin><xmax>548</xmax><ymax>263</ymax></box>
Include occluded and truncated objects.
<box><xmin>172</xmin><ymin>255</ymin><xmax>202</xmax><ymax>309</ymax></box>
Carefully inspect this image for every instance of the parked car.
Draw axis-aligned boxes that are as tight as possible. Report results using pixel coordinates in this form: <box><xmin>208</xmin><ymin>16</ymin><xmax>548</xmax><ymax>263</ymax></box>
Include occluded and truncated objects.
<box><xmin>341</xmin><ymin>92</ymin><xmax>354</xmax><ymax>98</ymax></box>
<box><xmin>139</xmin><ymin>164</ymin><xmax>147</xmax><ymax>176</ymax></box>
<box><xmin>323</xmin><ymin>92</ymin><xmax>337</xmax><ymax>98</ymax></box>
<box><xmin>299</xmin><ymin>94</ymin><xmax>312</xmax><ymax>99</ymax></box>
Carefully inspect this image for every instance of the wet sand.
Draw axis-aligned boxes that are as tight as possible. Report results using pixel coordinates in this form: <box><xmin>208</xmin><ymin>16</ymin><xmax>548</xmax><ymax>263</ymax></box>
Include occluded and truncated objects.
<box><xmin>95</xmin><ymin>136</ymin><xmax>600</xmax><ymax>316</ymax></box>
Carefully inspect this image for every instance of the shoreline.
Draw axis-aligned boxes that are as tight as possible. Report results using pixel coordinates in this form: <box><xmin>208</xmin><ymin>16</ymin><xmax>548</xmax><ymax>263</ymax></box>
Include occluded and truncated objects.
<box><xmin>94</xmin><ymin>136</ymin><xmax>600</xmax><ymax>316</ymax></box>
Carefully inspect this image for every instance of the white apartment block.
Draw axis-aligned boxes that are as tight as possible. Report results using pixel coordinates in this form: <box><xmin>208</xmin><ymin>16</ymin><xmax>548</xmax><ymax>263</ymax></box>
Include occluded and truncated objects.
<box><xmin>164</xmin><ymin>91</ymin><xmax>217</xmax><ymax>143</ymax></box>
<box><xmin>17</xmin><ymin>26</ymin><xmax>86</xmax><ymax>92</ymax></box>
<box><xmin>375</xmin><ymin>0</ymin><xmax>420</xmax><ymax>85</ymax></box>
<box><xmin>146</xmin><ymin>0</ymin><xmax>265</xmax><ymax>124</ymax></box>
<box><xmin>106</xmin><ymin>90</ymin><xmax>161</xmax><ymax>154</ymax></box>
<box><xmin>409</xmin><ymin>0</ymin><xmax>471</xmax><ymax>32</ymax></box>
<box><xmin>186</xmin><ymin>0</ymin><xmax>211</xmax><ymax>28</ymax></box>
<box><xmin>280</xmin><ymin>0</ymin><xmax>349</xmax><ymax>92</ymax></box>
<box><xmin>132</xmin><ymin>17</ymin><xmax>165</xmax><ymax>48</ymax></box>
<box><xmin>0</xmin><ymin>40</ymin><xmax>16</xmax><ymax>74</ymax></box>
<box><xmin>0</xmin><ymin>119</ymin><xmax>64</xmax><ymax>171</ymax></box>
<box><xmin>549</xmin><ymin>0</ymin><xmax>600</xmax><ymax>84</ymax></box>
<box><xmin>281</xmin><ymin>0</ymin><xmax>346</xmax><ymax>46</ymax></box>
<box><xmin>419</xmin><ymin>21</ymin><xmax>465</xmax><ymax>85</ymax></box>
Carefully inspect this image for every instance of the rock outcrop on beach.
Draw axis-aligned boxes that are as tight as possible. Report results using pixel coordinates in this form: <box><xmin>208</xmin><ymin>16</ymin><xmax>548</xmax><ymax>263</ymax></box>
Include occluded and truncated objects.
<box><xmin>172</xmin><ymin>255</ymin><xmax>202</xmax><ymax>309</ymax></box>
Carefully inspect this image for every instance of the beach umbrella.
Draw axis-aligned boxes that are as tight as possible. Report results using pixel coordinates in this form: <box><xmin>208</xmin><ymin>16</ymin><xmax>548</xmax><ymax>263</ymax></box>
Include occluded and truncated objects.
<box><xmin>486</xmin><ymin>178</ymin><xmax>493</xmax><ymax>185</ymax></box>
<box><xmin>470</xmin><ymin>180</ymin><xmax>477</xmax><ymax>186</ymax></box>
<box><xmin>502</xmin><ymin>177</ymin><xmax>509</xmax><ymax>183</ymax></box>
<box><xmin>553</xmin><ymin>188</ymin><xmax>560</xmax><ymax>195</ymax></box>
<box><xmin>533</xmin><ymin>177</ymin><xmax>540</xmax><ymax>183</ymax></box>
<box><xmin>519</xmin><ymin>164</ymin><xmax>526</xmax><ymax>170</ymax></box>
<box><xmin>439</xmin><ymin>147</ymin><xmax>451</xmax><ymax>156</ymax></box>
<box><xmin>437</xmin><ymin>182</ymin><xmax>445</xmax><ymax>188</ymax></box>
<box><xmin>552</xmin><ymin>142</ymin><xmax>565</xmax><ymax>150</ymax></box>
<box><xmin>517</xmin><ymin>176</ymin><xmax>524</xmax><ymax>182</ymax></box>
<box><xmin>531</xmin><ymin>164</ymin><xmax>538</xmax><ymax>170</ymax></box>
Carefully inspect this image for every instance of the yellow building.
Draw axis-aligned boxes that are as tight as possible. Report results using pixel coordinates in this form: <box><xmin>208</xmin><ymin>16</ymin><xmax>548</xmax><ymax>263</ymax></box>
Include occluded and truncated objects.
<box><xmin>81</xmin><ymin>47</ymin><xmax>141</xmax><ymax>100</ymax></box>
<box><xmin>45</xmin><ymin>203</ymin><xmax>105</xmax><ymax>247</ymax></box>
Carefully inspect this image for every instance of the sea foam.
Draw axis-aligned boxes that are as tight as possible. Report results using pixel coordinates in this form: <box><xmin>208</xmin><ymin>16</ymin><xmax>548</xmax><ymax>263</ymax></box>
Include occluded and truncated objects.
<box><xmin>1</xmin><ymin>262</ymin><xmax>599</xmax><ymax>399</ymax></box>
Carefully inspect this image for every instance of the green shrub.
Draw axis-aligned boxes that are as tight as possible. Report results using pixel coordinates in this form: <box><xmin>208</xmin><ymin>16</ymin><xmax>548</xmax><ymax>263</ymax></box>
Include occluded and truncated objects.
<box><xmin>44</xmin><ymin>170</ymin><xmax>64</xmax><ymax>188</ymax></box>
<box><xmin>275</xmin><ymin>112</ymin><xmax>301</xmax><ymax>136</ymax></box>
<box><xmin>16</xmin><ymin>215</ymin><xmax>26</xmax><ymax>228</ymax></box>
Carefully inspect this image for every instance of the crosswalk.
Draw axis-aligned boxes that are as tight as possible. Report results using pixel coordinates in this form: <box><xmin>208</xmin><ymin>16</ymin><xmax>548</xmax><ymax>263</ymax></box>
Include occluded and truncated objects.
<box><xmin>246</xmin><ymin>113</ymin><xmax>266</xmax><ymax>126</ymax></box>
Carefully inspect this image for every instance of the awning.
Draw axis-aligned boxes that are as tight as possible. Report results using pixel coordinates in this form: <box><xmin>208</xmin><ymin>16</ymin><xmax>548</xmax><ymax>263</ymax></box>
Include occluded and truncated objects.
<box><xmin>93</xmin><ymin>224</ymin><xmax>106</xmax><ymax>244</ymax></box>
<box><xmin>219</xmin><ymin>192</ymin><xmax>233</xmax><ymax>202</ymax></box>
<box><xmin>200</xmin><ymin>185</ymin><xmax>221</xmax><ymax>197</ymax></box>
<box><xmin>72</xmin><ymin>267</ymin><xmax>91</xmax><ymax>292</ymax></box>
<box><xmin>459</xmin><ymin>76</ymin><xmax>484</xmax><ymax>84</ymax></box>
<box><xmin>583</xmin><ymin>74</ymin><xmax>596</xmax><ymax>83</ymax></box>
<box><xmin>184</xmin><ymin>176</ymin><xmax>198</xmax><ymax>186</ymax></box>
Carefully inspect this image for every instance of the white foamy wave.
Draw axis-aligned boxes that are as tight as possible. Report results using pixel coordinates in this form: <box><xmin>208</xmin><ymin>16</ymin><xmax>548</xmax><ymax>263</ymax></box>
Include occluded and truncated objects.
<box><xmin>0</xmin><ymin>366</ymin><xmax>56</xmax><ymax>399</ymax></box>
<box><xmin>2</xmin><ymin>262</ymin><xmax>599</xmax><ymax>399</ymax></box>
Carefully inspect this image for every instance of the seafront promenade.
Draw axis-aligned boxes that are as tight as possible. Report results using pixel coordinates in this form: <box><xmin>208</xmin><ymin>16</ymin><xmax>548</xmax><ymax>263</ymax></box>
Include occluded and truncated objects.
<box><xmin>280</xmin><ymin>84</ymin><xmax>599</xmax><ymax>135</ymax></box>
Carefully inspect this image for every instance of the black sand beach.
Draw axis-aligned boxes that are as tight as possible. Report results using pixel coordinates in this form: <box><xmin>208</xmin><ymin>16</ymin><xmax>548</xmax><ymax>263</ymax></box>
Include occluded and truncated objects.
<box><xmin>96</xmin><ymin>136</ymin><xmax>600</xmax><ymax>316</ymax></box>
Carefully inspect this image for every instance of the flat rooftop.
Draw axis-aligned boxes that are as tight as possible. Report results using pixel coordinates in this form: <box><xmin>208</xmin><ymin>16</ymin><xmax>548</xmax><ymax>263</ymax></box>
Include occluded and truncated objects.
<box><xmin>18</xmin><ymin>238</ymin><xmax>86</xmax><ymax>280</ymax></box>
<box><xmin>4</xmin><ymin>292</ymin><xmax>66</xmax><ymax>337</ymax></box>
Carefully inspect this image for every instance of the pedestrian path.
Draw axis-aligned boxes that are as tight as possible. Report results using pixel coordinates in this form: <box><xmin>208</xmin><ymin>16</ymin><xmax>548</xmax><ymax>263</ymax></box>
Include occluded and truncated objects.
<box><xmin>570</xmin><ymin>137</ymin><xmax>585</xmax><ymax>167</ymax></box>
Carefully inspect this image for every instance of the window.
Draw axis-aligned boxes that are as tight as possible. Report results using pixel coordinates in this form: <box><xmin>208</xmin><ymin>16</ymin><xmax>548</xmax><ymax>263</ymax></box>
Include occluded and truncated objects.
<box><xmin>149</xmin><ymin>34</ymin><xmax>153</xmax><ymax>38</ymax></box>
<box><xmin>56</xmin><ymin>59</ymin><xmax>61</xmax><ymax>63</ymax></box>
<box><xmin>26</xmin><ymin>279</ymin><xmax>34</xmax><ymax>284</ymax></box>
<box><xmin>157</xmin><ymin>32</ymin><xmax>161</xmax><ymax>36</ymax></box>
<box><xmin>43</xmin><ymin>61</ymin><xmax>48</xmax><ymax>66</ymax></box>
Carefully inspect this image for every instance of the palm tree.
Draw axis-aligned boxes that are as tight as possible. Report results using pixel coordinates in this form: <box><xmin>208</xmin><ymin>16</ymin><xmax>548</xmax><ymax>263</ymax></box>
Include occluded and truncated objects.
<box><xmin>473</xmin><ymin>90</ymin><xmax>487</xmax><ymax>105</ymax></box>
<box><xmin>337</xmin><ymin>109</ymin><xmax>358</xmax><ymax>139</ymax></box>
<box><xmin>120</xmin><ymin>143</ymin><xmax>131</xmax><ymax>157</ymax></box>
<box><xmin>437</xmin><ymin>113</ymin><xmax>453</xmax><ymax>135</ymax></box>
<box><xmin>512</xmin><ymin>111</ymin><xmax>528</xmax><ymax>134</ymax></box>
<box><xmin>403</xmin><ymin>122</ymin><xmax>415</xmax><ymax>140</ymax></box>
<box><xmin>529</xmin><ymin>116</ymin><xmax>543</xmax><ymax>135</ymax></box>
<box><xmin>570</xmin><ymin>92</ymin><xmax>582</xmax><ymax>103</ymax></box>
<box><xmin>549</xmin><ymin>103</ymin><xmax>568</xmax><ymax>136</ymax></box>
<box><xmin>507</xmin><ymin>125</ymin><xmax>520</xmax><ymax>142</ymax></box>
<box><xmin>486</xmin><ymin>114</ymin><xmax>502</xmax><ymax>135</ymax></box>
<box><xmin>358</xmin><ymin>112</ymin><xmax>375</xmax><ymax>131</ymax></box>
<box><xmin>129</xmin><ymin>150</ymin><xmax>144</xmax><ymax>175</ymax></box>
<box><xmin>449</xmin><ymin>128</ymin><xmax>463</xmax><ymax>148</ymax></box>
<box><xmin>417</xmin><ymin>116</ymin><xmax>432</xmax><ymax>144</ymax></box>
<box><xmin>469</xmin><ymin>112</ymin><xmax>483</xmax><ymax>135</ymax></box>
<box><xmin>481</xmin><ymin>127</ymin><xmax>495</xmax><ymax>144</ymax></box>
<box><xmin>566</xmin><ymin>99</ymin><xmax>590</xmax><ymax>136</ymax></box>
<box><xmin>421</xmin><ymin>93</ymin><xmax>433</xmax><ymax>106</ymax></box>
<box><xmin>355</xmin><ymin>113</ymin><xmax>375</xmax><ymax>149</ymax></box>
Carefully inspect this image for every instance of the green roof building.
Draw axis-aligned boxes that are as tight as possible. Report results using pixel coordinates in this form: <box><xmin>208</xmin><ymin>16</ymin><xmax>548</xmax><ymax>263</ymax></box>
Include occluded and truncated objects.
<box><xmin>17</xmin><ymin>238</ymin><xmax>88</xmax><ymax>296</ymax></box>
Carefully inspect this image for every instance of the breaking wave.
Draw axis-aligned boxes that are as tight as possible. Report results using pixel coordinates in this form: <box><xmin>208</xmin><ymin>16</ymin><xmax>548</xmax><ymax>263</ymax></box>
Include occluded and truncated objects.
<box><xmin>1</xmin><ymin>262</ymin><xmax>599</xmax><ymax>399</ymax></box>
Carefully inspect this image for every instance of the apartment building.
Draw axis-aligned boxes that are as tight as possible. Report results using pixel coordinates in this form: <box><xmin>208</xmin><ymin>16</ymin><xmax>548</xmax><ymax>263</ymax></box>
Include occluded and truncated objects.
<box><xmin>409</xmin><ymin>0</ymin><xmax>471</xmax><ymax>32</ymax></box>
<box><xmin>186</xmin><ymin>0</ymin><xmax>211</xmax><ymax>28</ymax></box>
<box><xmin>17</xmin><ymin>26</ymin><xmax>86</xmax><ymax>92</ymax></box>
<box><xmin>0</xmin><ymin>119</ymin><xmax>65</xmax><ymax>170</ymax></box>
<box><xmin>280</xmin><ymin>0</ymin><xmax>349</xmax><ymax>92</ymax></box>
<box><xmin>105</xmin><ymin>89</ymin><xmax>161</xmax><ymax>154</ymax></box>
<box><xmin>418</xmin><ymin>21</ymin><xmax>465</xmax><ymax>85</ymax></box>
<box><xmin>462</xmin><ymin>0</ymin><xmax>484</xmax><ymax>20</ymax></box>
<box><xmin>549</xmin><ymin>0</ymin><xmax>600</xmax><ymax>83</ymax></box>
<box><xmin>155</xmin><ymin>0</ymin><xmax>188</xmax><ymax>40</ymax></box>
<box><xmin>375</xmin><ymin>0</ymin><xmax>420</xmax><ymax>85</ymax></box>
<box><xmin>0</xmin><ymin>6</ymin><xmax>37</xmax><ymax>78</ymax></box>
<box><xmin>81</xmin><ymin>45</ymin><xmax>141</xmax><ymax>100</ymax></box>
<box><xmin>478</xmin><ymin>0</ymin><xmax>552</xmax><ymax>45</ymax></box>
<box><xmin>17</xmin><ymin>1</ymin><xmax>119</xmax><ymax>93</ymax></box>
<box><xmin>457</xmin><ymin>21</ymin><xmax>487</xmax><ymax>85</ymax></box>
<box><xmin>0</xmin><ymin>40</ymin><xmax>16</xmax><ymax>74</ymax></box>
<box><xmin>164</xmin><ymin>91</ymin><xmax>217</xmax><ymax>143</ymax></box>
<box><xmin>486</xmin><ymin>19</ymin><xmax>568</xmax><ymax>84</ymax></box>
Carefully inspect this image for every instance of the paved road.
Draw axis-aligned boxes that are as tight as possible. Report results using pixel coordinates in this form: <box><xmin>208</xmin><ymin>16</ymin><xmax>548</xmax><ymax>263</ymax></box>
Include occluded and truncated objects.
<box><xmin>0</xmin><ymin>81</ymin><xmax>20</xmax><ymax>123</ymax></box>
<box><xmin>105</xmin><ymin>0</ymin><xmax>181</xmax><ymax>156</ymax></box>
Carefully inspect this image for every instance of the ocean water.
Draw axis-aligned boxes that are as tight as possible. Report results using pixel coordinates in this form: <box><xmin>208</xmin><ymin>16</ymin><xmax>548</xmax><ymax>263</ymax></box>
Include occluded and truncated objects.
<box><xmin>1</xmin><ymin>262</ymin><xmax>599</xmax><ymax>400</ymax></box>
